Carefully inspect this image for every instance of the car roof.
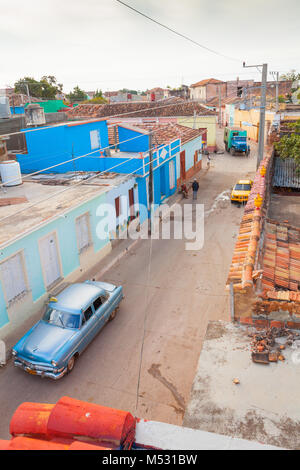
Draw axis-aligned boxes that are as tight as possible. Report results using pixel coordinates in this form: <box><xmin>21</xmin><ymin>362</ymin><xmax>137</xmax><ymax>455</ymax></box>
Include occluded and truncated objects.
<box><xmin>236</xmin><ymin>179</ymin><xmax>252</xmax><ymax>184</ymax></box>
<box><xmin>49</xmin><ymin>283</ymin><xmax>105</xmax><ymax>314</ymax></box>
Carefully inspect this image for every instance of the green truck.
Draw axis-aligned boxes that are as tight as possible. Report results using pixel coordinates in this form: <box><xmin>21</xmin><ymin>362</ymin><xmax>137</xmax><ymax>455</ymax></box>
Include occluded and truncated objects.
<box><xmin>224</xmin><ymin>127</ymin><xmax>250</xmax><ymax>156</ymax></box>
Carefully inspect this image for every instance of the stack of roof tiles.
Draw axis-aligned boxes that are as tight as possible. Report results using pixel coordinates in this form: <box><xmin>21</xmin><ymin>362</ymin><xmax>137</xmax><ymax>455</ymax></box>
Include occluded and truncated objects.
<box><xmin>66</xmin><ymin>98</ymin><xmax>216</xmax><ymax>119</ymax></box>
<box><xmin>262</xmin><ymin>221</ymin><xmax>300</xmax><ymax>301</ymax></box>
<box><xmin>0</xmin><ymin>396</ymin><xmax>136</xmax><ymax>450</ymax></box>
<box><xmin>226</xmin><ymin>149</ymin><xmax>273</xmax><ymax>290</ymax></box>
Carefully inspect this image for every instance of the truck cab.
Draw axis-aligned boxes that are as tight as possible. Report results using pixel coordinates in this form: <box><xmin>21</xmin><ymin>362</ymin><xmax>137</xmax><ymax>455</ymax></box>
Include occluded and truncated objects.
<box><xmin>224</xmin><ymin>127</ymin><xmax>250</xmax><ymax>156</ymax></box>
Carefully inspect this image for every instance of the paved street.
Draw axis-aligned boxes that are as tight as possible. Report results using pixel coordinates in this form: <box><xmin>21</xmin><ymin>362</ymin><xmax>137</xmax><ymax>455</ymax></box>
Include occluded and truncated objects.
<box><xmin>0</xmin><ymin>131</ymin><xmax>257</xmax><ymax>438</ymax></box>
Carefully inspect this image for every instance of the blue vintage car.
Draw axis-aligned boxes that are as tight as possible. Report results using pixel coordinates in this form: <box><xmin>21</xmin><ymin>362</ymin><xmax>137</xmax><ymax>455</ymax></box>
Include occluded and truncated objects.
<box><xmin>12</xmin><ymin>281</ymin><xmax>124</xmax><ymax>379</ymax></box>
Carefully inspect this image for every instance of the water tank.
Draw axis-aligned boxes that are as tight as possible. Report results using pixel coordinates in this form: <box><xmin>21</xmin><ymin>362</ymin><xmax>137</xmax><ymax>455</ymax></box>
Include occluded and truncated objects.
<box><xmin>0</xmin><ymin>160</ymin><xmax>22</xmax><ymax>186</ymax></box>
<box><xmin>25</xmin><ymin>103</ymin><xmax>46</xmax><ymax>126</ymax></box>
<box><xmin>0</xmin><ymin>96</ymin><xmax>11</xmax><ymax>119</ymax></box>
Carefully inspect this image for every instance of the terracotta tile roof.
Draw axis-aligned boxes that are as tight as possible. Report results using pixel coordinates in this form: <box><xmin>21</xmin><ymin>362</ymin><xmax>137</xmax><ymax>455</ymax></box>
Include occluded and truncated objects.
<box><xmin>133</xmin><ymin>122</ymin><xmax>205</xmax><ymax>146</ymax></box>
<box><xmin>147</xmin><ymin>87</ymin><xmax>165</xmax><ymax>93</ymax></box>
<box><xmin>261</xmin><ymin>220</ymin><xmax>300</xmax><ymax>299</ymax></box>
<box><xmin>190</xmin><ymin>78</ymin><xmax>224</xmax><ymax>88</ymax></box>
<box><xmin>66</xmin><ymin>98</ymin><xmax>217</xmax><ymax>119</ymax></box>
<box><xmin>107</xmin><ymin>120</ymin><xmax>205</xmax><ymax>148</ymax></box>
<box><xmin>207</xmin><ymin>95</ymin><xmax>242</xmax><ymax>107</ymax></box>
<box><xmin>226</xmin><ymin>148</ymin><xmax>273</xmax><ymax>289</ymax></box>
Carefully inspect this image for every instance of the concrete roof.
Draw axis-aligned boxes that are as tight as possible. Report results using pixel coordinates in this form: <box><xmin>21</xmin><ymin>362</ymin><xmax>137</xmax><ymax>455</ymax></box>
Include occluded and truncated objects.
<box><xmin>183</xmin><ymin>321</ymin><xmax>300</xmax><ymax>449</ymax></box>
<box><xmin>0</xmin><ymin>172</ymin><xmax>131</xmax><ymax>247</ymax></box>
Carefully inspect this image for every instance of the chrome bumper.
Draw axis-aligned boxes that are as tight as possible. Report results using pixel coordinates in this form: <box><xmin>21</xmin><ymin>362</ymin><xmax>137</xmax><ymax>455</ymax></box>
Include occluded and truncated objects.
<box><xmin>14</xmin><ymin>359</ymin><xmax>67</xmax><ymax>380</ymax></box>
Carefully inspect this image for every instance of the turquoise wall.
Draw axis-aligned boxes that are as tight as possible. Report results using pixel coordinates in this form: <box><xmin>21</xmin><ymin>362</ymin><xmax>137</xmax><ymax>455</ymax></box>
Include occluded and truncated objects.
<box><xmin>0</xmin><ymin>192</ymin><xmax>109</xmax><ymax>329</ymax></box>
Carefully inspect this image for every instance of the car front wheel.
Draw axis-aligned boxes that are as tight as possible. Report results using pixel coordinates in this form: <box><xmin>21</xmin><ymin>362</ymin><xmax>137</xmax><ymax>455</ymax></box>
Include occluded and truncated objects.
<box><xmin>67</xmin><ymin>356</ymin><xmax>76</xmax><ymax>374</ymax></box>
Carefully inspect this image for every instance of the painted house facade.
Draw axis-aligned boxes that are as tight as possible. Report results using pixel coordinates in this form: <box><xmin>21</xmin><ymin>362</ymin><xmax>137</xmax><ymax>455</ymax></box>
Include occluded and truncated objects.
<box><xmin>99</xmin><ymin>123</ymin><xmax>180</xmax><ymax>224</ymax></box>
<box><xmin>190</xmin><ymin>79</ymin><xmax>226</xmax><ymax>103</ymax></box>
<box><xmin>0</xmin><ymin>172</ymin><xmax>138</xmax><ymax>354</ymax></box>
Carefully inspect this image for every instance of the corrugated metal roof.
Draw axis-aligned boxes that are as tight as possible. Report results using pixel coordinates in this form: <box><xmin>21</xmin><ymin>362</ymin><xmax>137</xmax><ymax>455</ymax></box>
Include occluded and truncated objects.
<box><xmin>273</xmin><ymin>157</ymin><xmax>300</xmax><ymax>189</ymax></box>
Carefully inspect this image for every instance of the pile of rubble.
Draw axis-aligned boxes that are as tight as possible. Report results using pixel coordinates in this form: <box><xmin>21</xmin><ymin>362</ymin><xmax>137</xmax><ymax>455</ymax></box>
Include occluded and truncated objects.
<box><xmin>249</xmin><ymin>327</ymin><xmax>300</xmax><ymax>364</ymax></box>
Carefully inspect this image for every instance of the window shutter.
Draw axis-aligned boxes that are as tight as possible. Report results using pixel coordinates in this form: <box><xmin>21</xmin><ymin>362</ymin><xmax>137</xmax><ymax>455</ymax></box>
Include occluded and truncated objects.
<box><xmin>76</xmin><ymin>214</ymin><xmax>90</xmax><ymax>251</ymax></box>
<box><xmin>1</xmin><ymin>253</ymin><xmax>27</xmax><ymax>303</ymax></box>
<box><xmin>90</xmin><ymin>130</ymin><xmax>101</xmax><ymax>150</ymax></box>
<box><xmin>169</xmin><ymin>161</ymin><xmax>175</xmax><ymax>189</ymax></box>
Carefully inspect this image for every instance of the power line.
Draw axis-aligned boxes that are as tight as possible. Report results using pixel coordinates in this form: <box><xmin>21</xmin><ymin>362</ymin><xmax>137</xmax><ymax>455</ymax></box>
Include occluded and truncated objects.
<box><xmin>1</xmin><ymin>87</ymin><xmax>264</xmax><ymax>188</ymax></box>
<box><xmin>0</xmin><ymin>125</ymin><xmax>198</xmax><ymax>226</ymax></box>
<box><xmin>115</xmin><ymin>0</ymin><xmax>241</xmax><ymax>63</ymax></box>
<box><xmin>0</xmin><ymin>131</ymin><xmax>148</xmax><ymax>188</ymax></box>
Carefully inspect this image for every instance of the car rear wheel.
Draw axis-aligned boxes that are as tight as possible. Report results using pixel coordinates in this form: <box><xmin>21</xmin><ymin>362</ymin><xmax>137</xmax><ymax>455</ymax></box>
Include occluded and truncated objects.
<box><xmin>109</xmin><ymin>308</ymin><xmax>118</xmax><ymax>321</ymax></box>
<box><xmin>67</xmin><ymin>356</ymin><xmax>76</xmax><ymax>374</ymax></box>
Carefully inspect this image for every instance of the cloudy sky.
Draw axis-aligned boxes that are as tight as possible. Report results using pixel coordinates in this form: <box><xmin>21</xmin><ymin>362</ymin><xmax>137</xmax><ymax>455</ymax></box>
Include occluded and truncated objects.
<box><xmin>0</xmin><ymin>0</ymin><xmax>299</xmax><ymax>93</ymax></box>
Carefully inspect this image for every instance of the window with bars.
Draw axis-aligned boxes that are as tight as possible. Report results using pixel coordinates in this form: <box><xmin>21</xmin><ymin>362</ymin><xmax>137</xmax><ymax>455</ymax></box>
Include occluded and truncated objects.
<box><xmin>0</xmin><ymin>252</ymin><xmax>27</xmax><ymax>304</ymax></box>
<box><xmin>76</xmin><ymin>213</ymin><xmax>91</xmax><ymax>253</ymax></box>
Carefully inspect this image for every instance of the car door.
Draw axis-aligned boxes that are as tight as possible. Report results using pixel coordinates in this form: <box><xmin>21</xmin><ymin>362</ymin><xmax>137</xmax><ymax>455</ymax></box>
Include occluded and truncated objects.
<box><xmin>93</xmin><ymin>294</ymin><xmax>111</xmax><ymax>328</ymax></box>
<box><xmin>79</xmin><ymin>304</ymin><xmax>99</xmax><ymax>350</ymax></box>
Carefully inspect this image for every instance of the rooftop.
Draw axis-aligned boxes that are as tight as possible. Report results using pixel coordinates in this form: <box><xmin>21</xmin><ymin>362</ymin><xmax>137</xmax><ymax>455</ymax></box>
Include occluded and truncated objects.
<box><xmin>190</xmin><ymin>78</ymin><xmax>224</xmax><ymax>88</ymax></box>
<box><xmin>0</xmin><ymin>172</ymin><xmax>131</xmax><ymax>247</ymax></box>
<box><xmin>66</xmin><ymin>98</ymin><xmax>217</xmax><ymax>119</ymax></box>
<box><xmin>183</xmin><ymin>320</ymin><xmax>299</xmax><ymax>449</ymax></box>
<box><xmin>261</xmin><ymin>219</ymin><xmax>300</xmax><ymax>298</ymax></box>
<box><xmin>0</xmin><ymin>394</ymin><xmax>280</xmax><ymax>450</ymax></box>
<box><xmin>108</xmin><ymin>121</ymin><xmax>205</xmax><ymax>148</ymax></box>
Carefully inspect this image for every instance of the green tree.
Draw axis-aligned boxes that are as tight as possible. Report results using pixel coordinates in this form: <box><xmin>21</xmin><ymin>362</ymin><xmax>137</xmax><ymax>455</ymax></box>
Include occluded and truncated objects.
<box><xmin>279</xmin><ymin>69</ymin><xmax>300</xmax><ymax>82</ymax></box>
<box><xmin>14</xmin><ymin>76</ymin><xmax>63</xmax><ymax>99</ymax></box>
<box><xmin>274</xmin><ymin>120</ymin><xmax>300</xmax><ymax>173</ymax></box>
<box><xmin>66</xmin><ymin>86</ymin><xmax>87</xmax><ymax>102</ymax></box>
<box><xmin>120</xmin><ymin>88</ymin><xmax>138</xmax><ymax>95</ymax></box>
<box><xmin>94</xmin><ymin>89</ymin><xmax>104</xmax><ymax>98</ymax></box>
<box><xmin>83</xmin><ymin>96</ymin><xmax>107</xmax><ymax>104</ymax></box>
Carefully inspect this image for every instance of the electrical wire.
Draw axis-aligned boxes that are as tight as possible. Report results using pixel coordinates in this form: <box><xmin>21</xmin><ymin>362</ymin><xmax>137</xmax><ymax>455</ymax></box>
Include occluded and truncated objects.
<box><xmin>115</xmin><ymin>0</ymin><xmax>241</xmax><ymax>63</ymax></box>
<box><xmin>0</xmin><ymin>130</ymin><xmax>191</xmax><ymax>225</ymax></box>
<box><xmin>1</xmin><ymin>86</ymin><xmax>267</xmax><ymax>187</ymax></box>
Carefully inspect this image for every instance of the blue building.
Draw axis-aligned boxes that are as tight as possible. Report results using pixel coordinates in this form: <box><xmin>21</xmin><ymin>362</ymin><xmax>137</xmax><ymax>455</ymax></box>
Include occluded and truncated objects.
<box><xmin>17</xmin><ymin>119</ymin><xmax>110</xmax><ymax>173</ymax></box>
<box><xmin>17</xmin><ymin>120</ymin><xmax>181</xmax><ymax>225</ymax></box>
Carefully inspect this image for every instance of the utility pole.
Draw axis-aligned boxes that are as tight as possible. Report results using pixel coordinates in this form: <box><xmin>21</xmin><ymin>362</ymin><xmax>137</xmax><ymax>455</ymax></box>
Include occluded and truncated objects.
<box><xmin>270</xmin><ymin>71</ymin><xmax>279</xmax><ymax>113</ymax></box>
<box><xmin>148</xmin><ymin>131</ymin><xmax>153</xmax><ymax>236</ymax></box>
<box><xmin>218</xmin><ymin>85</ymin><xmax>221</xmax><ymax>126</ymax></box>
<box><xmin>243</xmin><ymin>62</ymin><xmax>268</xmax><ymax>168</ymax></box>
<box><xmin>22</xmin><ymin>81</ymin><xmax>31</xmax><ymax>104</ymax></box>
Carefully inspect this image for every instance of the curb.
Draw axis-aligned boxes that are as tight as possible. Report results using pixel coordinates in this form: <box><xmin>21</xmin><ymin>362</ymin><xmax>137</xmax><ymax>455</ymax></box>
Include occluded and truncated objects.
<box><xmin>96</xmin><ymin>238</ymin><xmax>141</xmax><ymax>280</ymax></box>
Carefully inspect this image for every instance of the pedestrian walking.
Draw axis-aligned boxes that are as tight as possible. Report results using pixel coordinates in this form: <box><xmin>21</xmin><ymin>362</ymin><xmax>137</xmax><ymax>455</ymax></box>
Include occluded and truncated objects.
<box><xmin>206</xmin><ymin>153</ymin><xmax>211</xmax><ymax>168</ymax></box>
<box><xmin>192</xmin><ymin>179</ymin><xmax>199</xmax><ymax>200</ymax></box>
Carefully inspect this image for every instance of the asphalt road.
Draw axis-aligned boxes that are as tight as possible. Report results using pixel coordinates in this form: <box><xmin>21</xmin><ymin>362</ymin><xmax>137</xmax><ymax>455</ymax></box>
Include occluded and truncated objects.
<box><xmin>0</xmin><ymin>131</ymin><xmax>257</xmax><ymax>438</ymax></box>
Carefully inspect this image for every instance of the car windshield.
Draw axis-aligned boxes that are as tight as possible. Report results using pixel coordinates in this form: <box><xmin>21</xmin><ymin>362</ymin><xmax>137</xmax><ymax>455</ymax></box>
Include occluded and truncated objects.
<box><xmin>43</xmin><ymin>307</ymin><xmax>80</xmax><ymax>329</ymax></box>
<box><xmin>234</xmin><ymin>184</ymin><xmax>251</xmax><ymax>191</ymax></box>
